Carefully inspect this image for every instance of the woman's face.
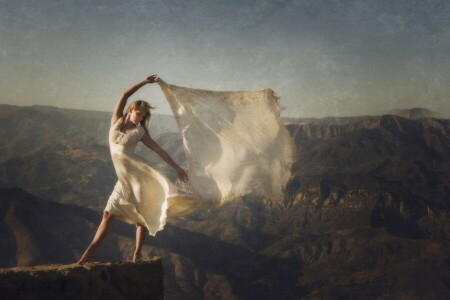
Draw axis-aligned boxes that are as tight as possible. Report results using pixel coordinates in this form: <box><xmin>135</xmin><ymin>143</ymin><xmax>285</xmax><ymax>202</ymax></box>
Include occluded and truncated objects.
<box><xmin>129</xmin><ymin>107</ymin><xmax>147</xmax><ymax>125</ymax></box>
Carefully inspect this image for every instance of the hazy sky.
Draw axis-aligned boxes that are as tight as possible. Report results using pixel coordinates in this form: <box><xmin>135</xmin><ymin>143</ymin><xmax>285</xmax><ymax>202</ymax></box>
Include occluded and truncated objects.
<box><xmin>1</xmin><ymin>0</ymin><xmax>449</xmax><ymax>117</ymax></box>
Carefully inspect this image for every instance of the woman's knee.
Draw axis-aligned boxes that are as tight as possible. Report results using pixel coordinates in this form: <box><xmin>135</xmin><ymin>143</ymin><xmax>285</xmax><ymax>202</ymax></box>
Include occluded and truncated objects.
<box><xmin>103</xmin><ymin>211</ymin><xmax>115</xmax><ymax>222</ymax></box>
<box><xmin>136</xmin><ymin>223</ymin><xmax>148</xmax><ymax>232</ymax></box>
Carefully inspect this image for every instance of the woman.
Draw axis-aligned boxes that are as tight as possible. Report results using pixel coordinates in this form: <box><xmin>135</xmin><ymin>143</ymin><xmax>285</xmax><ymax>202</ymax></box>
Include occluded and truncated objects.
<box><xmin>77</xmin><ymin>74</ymin><xmax>188</xmax><ymax>264</ymax></box>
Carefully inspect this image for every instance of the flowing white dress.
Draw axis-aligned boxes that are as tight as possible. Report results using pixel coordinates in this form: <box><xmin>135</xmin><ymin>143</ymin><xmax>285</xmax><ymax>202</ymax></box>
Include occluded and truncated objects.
<box><xmin>104</xmin><ymin>117</ymin><xmax>178</xmax><ymax>236</ymax></box>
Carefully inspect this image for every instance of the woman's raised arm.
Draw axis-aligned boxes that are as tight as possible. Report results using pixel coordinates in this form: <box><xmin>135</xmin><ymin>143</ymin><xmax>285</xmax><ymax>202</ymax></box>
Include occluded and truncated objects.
<box><xmin>111</xmin><ymin>75</ymin><xmax>159</xmax><ymax>126</ymax></box>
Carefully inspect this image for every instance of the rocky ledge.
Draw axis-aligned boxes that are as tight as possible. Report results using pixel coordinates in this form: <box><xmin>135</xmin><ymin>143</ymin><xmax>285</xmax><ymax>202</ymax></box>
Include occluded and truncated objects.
<box><xmin>0</xmin><ymin>259</ymin><xmax>163</xmax><ymax>300</ymax></box>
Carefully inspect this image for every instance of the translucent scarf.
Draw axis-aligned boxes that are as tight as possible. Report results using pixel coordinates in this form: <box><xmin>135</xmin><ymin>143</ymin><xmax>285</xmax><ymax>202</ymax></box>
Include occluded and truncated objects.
<box><xmin>159</xmin><ymin>80</ymin><xmax>294</xmax><ymax>204</ymax></box>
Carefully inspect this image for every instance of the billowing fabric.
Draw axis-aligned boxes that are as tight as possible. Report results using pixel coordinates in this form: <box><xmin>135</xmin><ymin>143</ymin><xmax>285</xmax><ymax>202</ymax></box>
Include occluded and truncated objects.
<box><xmin>105</xmin><ymin>117</ymin><xmax>178</xmax><ymax>235</ymax></box>
<box><xmin>159</xmin><ymin>80</ymin><xmax>294</xmax><ymax>204</ymax></box>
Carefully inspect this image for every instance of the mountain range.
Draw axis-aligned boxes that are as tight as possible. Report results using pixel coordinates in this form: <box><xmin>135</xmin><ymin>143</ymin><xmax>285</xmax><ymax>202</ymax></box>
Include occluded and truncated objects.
<box><xmin>0</xmin><ymin>104</ymin><xmax>449</xmax><ymax>299</ymax></box>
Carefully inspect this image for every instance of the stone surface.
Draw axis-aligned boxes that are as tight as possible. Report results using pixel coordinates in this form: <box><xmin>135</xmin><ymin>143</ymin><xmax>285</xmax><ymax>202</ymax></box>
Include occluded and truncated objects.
<box><xmin>0</xmin><ymin>260</ymin><xmax>163</xmax><ymax>300</ymax></box>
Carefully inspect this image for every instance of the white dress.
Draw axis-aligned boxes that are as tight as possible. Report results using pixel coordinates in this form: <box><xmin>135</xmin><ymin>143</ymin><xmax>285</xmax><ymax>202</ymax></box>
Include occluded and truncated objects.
<box><xmin>104</xmin><ymin>117</ymin><xmax>178</xmax><ymax>236</ymax></box>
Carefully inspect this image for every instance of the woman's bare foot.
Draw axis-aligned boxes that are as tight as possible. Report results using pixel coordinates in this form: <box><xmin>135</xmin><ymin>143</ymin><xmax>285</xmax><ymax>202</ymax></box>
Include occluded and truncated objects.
<box><xmin>77</xmin><ymin>246</ymin><xmax>97</xmax><ymax>265</ymax></box>
<box><xmin>132</xmin><ymin>251</ymin><xmax>142</xmax><ymax>263</ymax></box>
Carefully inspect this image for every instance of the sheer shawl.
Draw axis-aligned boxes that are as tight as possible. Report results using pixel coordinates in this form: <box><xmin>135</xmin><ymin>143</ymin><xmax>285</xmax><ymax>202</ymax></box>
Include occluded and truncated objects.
<box><xmin>159</xmin><ymin>80</ymin><xmax>294</xmax><ymax>204</ymax></box>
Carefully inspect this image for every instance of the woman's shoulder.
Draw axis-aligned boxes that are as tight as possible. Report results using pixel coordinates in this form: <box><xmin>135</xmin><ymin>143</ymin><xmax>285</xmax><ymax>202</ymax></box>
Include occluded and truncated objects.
<box><xmin>111</xmin><ymin>116</ymin><xmax>123</xmax><ymax>128</ymax></box>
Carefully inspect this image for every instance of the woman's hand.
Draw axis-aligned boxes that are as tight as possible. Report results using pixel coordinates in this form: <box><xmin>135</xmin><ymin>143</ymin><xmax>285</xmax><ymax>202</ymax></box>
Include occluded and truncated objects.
<box><xmin>146</xmin><ymin>74</ymin><xmax>159</xmax><ymax>84</ymax></box>
<box><xmin>176</xmin><ymin>168</ymin><xmax>189</xmax><ymax>182</ymax></box>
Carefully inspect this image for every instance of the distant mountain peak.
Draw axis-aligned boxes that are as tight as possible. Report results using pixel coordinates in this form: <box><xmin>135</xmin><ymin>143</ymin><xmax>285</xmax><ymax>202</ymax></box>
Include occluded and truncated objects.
<box><xmin>387</xmin><ymin>107</ymin><xmax>449</xmax><ymax>119</ymax></box>
<box><xmin>284</xmin><ymin>107</ymin><xmax>449</xmax><ymax>125</ymax></box>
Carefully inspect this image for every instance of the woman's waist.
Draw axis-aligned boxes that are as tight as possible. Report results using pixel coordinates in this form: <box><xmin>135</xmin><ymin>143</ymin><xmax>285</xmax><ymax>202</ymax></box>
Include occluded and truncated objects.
<box><xmin>110</xmin><ymin>143</ymin><xmax>136</xmax><ymax>153</ymax></box>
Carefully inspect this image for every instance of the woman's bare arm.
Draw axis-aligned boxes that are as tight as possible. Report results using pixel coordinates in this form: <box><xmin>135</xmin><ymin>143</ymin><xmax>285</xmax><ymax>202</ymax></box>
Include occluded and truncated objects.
<box><xmin>140</xmin><ymin>131</ymin><xmax>188</xmax><ymax>182</ymax></box>
<box><xmin>111</xmin><ymin>75</ymin><xmax>159</xmax><ymax>126</ymax></box>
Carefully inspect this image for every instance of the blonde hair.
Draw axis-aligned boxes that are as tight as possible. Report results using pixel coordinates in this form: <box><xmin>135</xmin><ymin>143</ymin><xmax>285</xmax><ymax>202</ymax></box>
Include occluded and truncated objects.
<box><xmin>125</xmin><ymin>100</ymin><xmax>155</xmax><ymax>129</ymax></box>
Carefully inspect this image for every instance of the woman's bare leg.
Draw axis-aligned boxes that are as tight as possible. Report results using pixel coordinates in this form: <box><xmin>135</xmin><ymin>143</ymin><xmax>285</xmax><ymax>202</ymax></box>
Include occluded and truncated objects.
<box><xmin>77</xmin><ymin>211</ymin><xmax>115</xmax><ymax>264</ymax></box>
<box><xmin>133</xmin><ymin>224</ymin><xmax>148</xmax><ymax>262</ymax></box>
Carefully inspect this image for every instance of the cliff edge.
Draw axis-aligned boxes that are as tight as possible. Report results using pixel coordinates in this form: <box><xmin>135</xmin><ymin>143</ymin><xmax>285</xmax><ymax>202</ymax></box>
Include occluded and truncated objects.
<box><xmin>0</xmin><ymin>259</ymin><xmax>163</xmax><ymax>300</ymax></box>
